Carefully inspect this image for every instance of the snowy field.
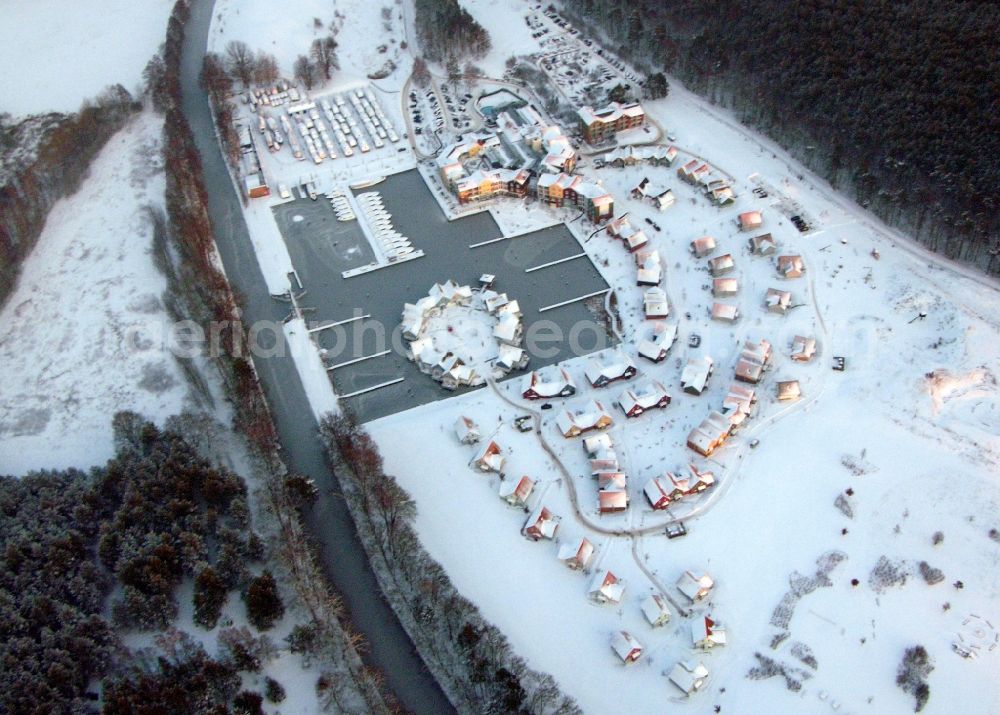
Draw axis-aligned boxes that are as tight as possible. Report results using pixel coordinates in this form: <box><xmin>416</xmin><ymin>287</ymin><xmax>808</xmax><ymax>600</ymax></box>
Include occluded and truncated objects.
<box><xmin>0</xmin><ymin>111</ymin><xmax>202</xmax><ymax>476</ymax></box>
<box><xmin>210</xmin><ymin>0</ymin><xmax>410</xmax><ymax>85</ymax></box>
<box><xmin>0</xmin><ymin>0</ymin><xmax>173</xmax><ymax>116</ymax></box>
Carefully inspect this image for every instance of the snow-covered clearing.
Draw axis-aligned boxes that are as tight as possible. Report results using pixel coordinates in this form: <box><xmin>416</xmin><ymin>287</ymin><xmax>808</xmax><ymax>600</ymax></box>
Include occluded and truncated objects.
<box><xmin>0</xmin><ymin>0</ymin><xmax>173</xmax><ymax>116</ymax></box>
<box><xmin>0</xmin><ymin>111</ymin><xmax>205</xmax><ymax>475</ymax></box>
<box><xmin>210</xmin><ymin>0</ymin><xmax>411</xmax><ymax>85</ymax></box>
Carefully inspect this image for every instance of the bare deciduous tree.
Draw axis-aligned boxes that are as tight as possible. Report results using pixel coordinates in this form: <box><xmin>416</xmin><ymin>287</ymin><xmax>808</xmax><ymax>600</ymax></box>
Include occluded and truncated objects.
<box><xmin>225</xmin><ymin>40</ymin><xmax>255</xmax><ymax>86</ymax></box>
<box><xmin>310</xmin><ymin>35</ymin><xmax>339</xmax><ymax>81</ymax></box>
<box><xmin>294</xmin><ymin>55</ymin><xmax>318</xmax><ymax>90</ymax></box>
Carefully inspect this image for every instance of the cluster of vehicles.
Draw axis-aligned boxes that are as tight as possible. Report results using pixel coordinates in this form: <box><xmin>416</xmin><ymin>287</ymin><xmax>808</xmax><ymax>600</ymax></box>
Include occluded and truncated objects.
<box><xmin>260</xmin><ymin>87</ymin><xmax>399</xmax><ymax>165</ymax></box>
<box><xmin>409</xmin><ymin>89</ymin><xmax>444</xmax><ymax>135</ymax></box>
<box><xmin>356</xmin><ymin>192</ymin><xmax>415</xmax><ymax>261</ymax></box>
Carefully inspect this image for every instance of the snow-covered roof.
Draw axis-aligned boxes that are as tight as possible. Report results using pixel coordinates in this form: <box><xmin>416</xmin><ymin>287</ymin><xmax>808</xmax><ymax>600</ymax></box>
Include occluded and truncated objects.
<box><xmin>557</xmin><ymin>537</ymin><xmax>594</xmax><ymax>569</ymax></box>
<box><xmin>556</xmin><ymin>399</ymin><xmax>614</xmax><ymax>436</ymax></box>
<box><xmin>599</xmin><ymin>489</ymin><xmax>629</xmax><ymax>513</ymax></box>
<box><xmin>499</xmin><ymin>475</ymin><xmax>535</xmax><ymax>505</ymax></box>
<box><xmin>636</xmin><ymin>250</ymin><xmax>662</xmax><ymax>285</ymax></box>
<box><xmin>711</xmin><ymin>302</ymin><xmax>740</xmax><ymax>322</ymax></box>
<box><xmin>636</xmin><ymin>323</ymin><xmax>676</xmax><ymax>363</ymax></box>
<box><xmin>523</xmin><ymin>505</ymin><xmax>559</xmax><ymax>539</ymax></box>
<box><xmin>690</xmin><ymin>236</ymin><xmax>717</xmax><ymax>257</ymax></box>
<box><xmin>686</xmin><ymin>412</ymin><xmax>732</xmax><ymax>455</ymax></box>
<box><xmin>765</xmin><ymin>287</ymin><xmax>792</xmax><ymax>312</ymax></box>
<box><xmin>585</xmin><ymin>349</ymin><xmax>637</xmax><ymax>386</ymax></box>
<box><xmin>777</xmin><ymin>254</ymin><xmax>806</xmax><ymax>277</ymax></box>
<box><xmin>692</xmin><ymin>615</ymin><xmax>727</xmax><ymax>649</ymax></box>
<box><xmin>472</xmin><ymin>440</ymin><xmax>504</xmax><ymax>472</ymax></box>
<box><xmin>668</xmin><ymin>660</ymin><xmax>709</xmax><ymax>695</ymax></box>
<box><xmin>454</xmin><ymin>416</ymin><xmax>480</xmax><ymax>444</ymax></box>
<box><xmin>677</xmin><ymin>571</ymin><xmax>715</xmax><ymax>601</ymax></box>
<box><xmin>749</xmin><ymin>233</ymin><xmax>777</xmax><ymax>254</ymax></box>
<box><xmin>791</xmin><ymin>335</ymin><xmax>817</xmax><ymax>362</ymax></box>
<box><xmin>618</xmin><ymin>379</ymin><xmax>670</xmax><ymax>415</ymax></box>
<box><xmin>680</xmin><ymin>356</ymin><xmax>714</xmax><ymax>394</ymax></box>
<box><xmin>712</xmin><ymin>277</ymin><xmax>739</xmax><ymax>296</ymax></box>
<box><xmin>589</xmin><ymin>570</ymin><xmax>625</xmax><ymax>603</ymax></box>
<box><xmin>644</xmin><ymin>288</ymin><xmax>669</xmax><ymax>318</ymax></box>
<box><xmin>522</xmin><ymin>368</ymin><xmax>575</xmax><ymax>398</ymax></box>
<box><xmin>708</xmin><ymin>253</ymin><xmax>735</xmax><ymax>276</ymax></box>
<box><xmin>641</xmin><ymin>593</ymin><xmax>672</xmax><ymax>626</ymax></box>
<box><xmin>776</xmin><ymin>379</ymin><xmax>802</xmax><ymax>401</ymax></box>
<box><xmin>611</xmin><ymin>631</ymin><xmax>643</xmax><ymax>663</ymax></box>
<box><xmin>738</xmin><ymin>210</ymin><xmax>763</xmax><ymax>230</ymax></box>
<box><xmin>578</xmin><ymin>101</ymin><xmax>645</xmax><ymax>126</ymax></box>
<box><xmin>583</xmin><ymin>432</ymin><xmax>614</xmax><ymax>456</ymax></box>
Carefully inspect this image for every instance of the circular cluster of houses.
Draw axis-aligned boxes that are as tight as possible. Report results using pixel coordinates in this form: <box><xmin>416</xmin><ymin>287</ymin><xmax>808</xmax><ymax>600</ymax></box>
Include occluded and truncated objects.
<box><xmin>401</xmin><ymin>279</ymin><xmax>529</xmax><ymax>390</ymax></box>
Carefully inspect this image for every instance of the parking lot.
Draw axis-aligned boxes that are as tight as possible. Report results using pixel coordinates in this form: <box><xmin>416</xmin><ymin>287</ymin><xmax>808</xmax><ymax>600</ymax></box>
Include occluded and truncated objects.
<box><xmin>275</xmin><ymin>169</ymin><xmax>613</xmax><ymax>422</ymax></box>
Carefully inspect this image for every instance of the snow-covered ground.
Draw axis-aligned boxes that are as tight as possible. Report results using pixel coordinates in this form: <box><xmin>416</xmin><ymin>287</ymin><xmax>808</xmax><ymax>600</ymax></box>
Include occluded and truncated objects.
<box><xmin>210</xmin><ymin>0</ymin><xmax>410</xmax><ymax>84</ymax></box>
<box><xmin>212</xmin><ymin>0</ymin><xmax>1000</xmax><ymax>711</ymax></box>
<box><xmin>0</xmin><ymin>111</ymin><xmax>202</xmax><ymax>476</ymax></box>
<box><xmin>0</xmin><ymin>0</ymin><xmax>173</xmax><ymax>116</ymax></box>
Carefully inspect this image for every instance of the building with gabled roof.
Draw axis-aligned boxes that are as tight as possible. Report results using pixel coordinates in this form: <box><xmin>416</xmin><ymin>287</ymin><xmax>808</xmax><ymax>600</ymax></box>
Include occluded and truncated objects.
<box><xmin>499</xmin><ymin>475</ymin><xmax>535</xmax><ymax>507</ymax></box>
<box><xmin>493</xmin><ymin>312</ymin><xmax>523</xmax><ymax>347</ymax></box>
<box><xmin>557</xmin><ymin>536</ymin><xmax>595</xmax><ymax>570</ymax></box>
<box><xmin>523</xmin><ymin>505</ymin><xmax>560</xmax><ymax>541</ymax></box>
<box><xmin>681</xmin><ymin>356</ymin><xmax>714</xmax><ymax>395</ymax></box>
<box><xmin>777</xmin><ymin>379</ymin><xmax>802</xmax><ymax>401</ymax></box>
<box><xmin>690</xmin><ymin>235</ymin><xmax>717</xmax><ymax>258</ymax></box>
<box><xmin>495</xmin><ymin>343</ymin><xmax>529</xmax><ymax>374</ymax></box>
<box><xmin>668</xmin><ymin>660</ymin><xmax>709</xmax><ymax>696</ymax></box>
<box><xmin>721</xmin><ymin>384</ymin><xmax>757</xmax><ymax>428</ymax></box>
<box><xmin>692</xmin><ymin>615</ymin><xmax>727</xmax><ymax>650</ymax></box>
<box><xmin>777</xmin><ymin>254</ymin><xmax>806</xmax><ymax>278</ymax></box>
<box><xmin>749</xmin><ymin>232</ymin><xmax>777</xmax><ymax>255</ymax></box>
<box><xmin>522</xmin><ymin>368</ymin><xmax>576</xmax><ymax>400</ymax></box>
<box><xmin>618</xmin><ymin>379</ymin><xmax>671</xmax><ymax>418</ymax></box>
<box><xmin>578</xmin><ymin>101</ymin><xmax>646</xmax><ymax>144</ymax></box>
<box><xmin>637</xmin><ymin>322</ymin><xmax>677</xmax><ymax>363</ymax></box>
<box><xmin>791</xmin><ymin>335</ymin><xmax>818</xmax><ymax>362</ymax></box>
<box><xmin>454</xmin><ymin>416</ymin><xmax>481</xmax><ymax>444</ymax></box>
<box><xmin>635</xmin><ymin>250</ymin><xmax>663</xmax><ymax>286</ymax></box>
<box><xmin>712</xmin><ymin>277</ymin><xmax>739</xmax><ymax>297</ymax></box>
<box><xmin>686</xmin><ymin>411</ymin><xmax>732</xmax><ymax>456</ymax></box>
<box><xmin>599</xmin><ymin>489</ymin><xmax>629</xmax><ymax>514</ymax></box>
<box><xmin>589</xmin><ymin>570</ymin><xmax>625</xmax><ymax>604</ymax></box>
<box><xmin>738</xmin><ymin>210</ymin><xmax>763</xmax><ymax>231</ymax></box>
<box><xmin>641</xmin><ymin>593</ymin><xmax>672</xmax><ymax>627</ymax></box>
<box><xmin>765</xmin><ymin>287</ymin><xmax>792</xmax><ymax>314</ymax></box>
<box><xmin>556</xmin><ymin>400</ymin><xmax>614</xmax><ymax>438</ymax></box>
<box><xmin>644</xmin><ymin>287</ymin><xmax>669</xmax><ymax>319</ymax></box>
<box><xmin>677</xmin><ymin>570</ymin><xmax>715</xmax><ymax>602</ymax></box>
<box><xmin>708</xmin><ymin>253</ymin><xmax>735</xmax><ymax>276</ymax></box>
<box><xmin>471</xmin><ymin>440</ymin><xmax>504</xmax><ymax>472</ymax></box>
<box><xmin>605</xmin><ymin>215</ymin><xmax>648</xmax><ymax>252</ymax></box>
<box><xmin>611</xmin><ymin>631</ymin><xmax>644</xmax><ymax>664</ymax></box>
<box><xmin>601</xmin><ymin>143</ymin><xmax>677</xmax><ymax>167</ymax></box>
<box><xmin>585</xmin><ymin>349</ymin><xmax>638</xmax><ymax>388</ymax></box>
<box><xmin>643</xmin><ymin>466</ymin><xmax>715</xmax><ymax>509</ymax></box>
<box><xmin>711</xmin><ymin>302</ymin><xmax>740</xmax><ymax>323</ymax></box>
<box><xmin>735</xmin><ymin>338</ymin><xmax>772</xmax><ymax>384</ymax></box>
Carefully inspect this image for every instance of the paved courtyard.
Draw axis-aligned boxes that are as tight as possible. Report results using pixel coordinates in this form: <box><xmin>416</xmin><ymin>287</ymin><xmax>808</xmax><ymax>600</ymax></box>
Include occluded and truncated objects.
<box><xmin>274</xmin><ymin>169</ymin><xmax>611</xmax><ymax>422</ymax></box>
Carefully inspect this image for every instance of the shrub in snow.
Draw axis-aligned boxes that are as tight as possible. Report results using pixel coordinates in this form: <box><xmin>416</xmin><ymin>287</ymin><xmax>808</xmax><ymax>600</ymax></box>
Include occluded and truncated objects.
<box><xmin>834</xmin><ymin>493</ymin><xmax>854</xmax><ymax>519</ymax></box>
<box><xmin>868</xmin><ymin>556</ymin><xmax>909</xmax><ymax>593</ymax></box>
<box><xmin>232</xmin><ymin>690</ymin><xmax>264</xmax><ymax>715</ymax></box>
<box><xmin>918</xmin><ymin>561</ymin><xmax>944</xmax><ymax>585</ymax></box>
<box><xmin>244</xmin><ymin>571</ymin><xmax>285</xmax><ymax>631</ymax></box>
<box><xmin>896</xmin><ymin>645</ymin><xmax>933</xmax><ymax>712</ymax></box>
<box><xmin>265</xmin><ymin>677</ymin><xmax>286</xmax><ymax>703</ymax></box>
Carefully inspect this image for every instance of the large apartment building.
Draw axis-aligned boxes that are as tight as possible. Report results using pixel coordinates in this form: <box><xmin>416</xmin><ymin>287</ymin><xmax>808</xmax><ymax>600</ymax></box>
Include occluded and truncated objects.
<box><xmin>578</xmin><ymin>102</ymin><xmax>646</xmax><ymax>144</ymax></box>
